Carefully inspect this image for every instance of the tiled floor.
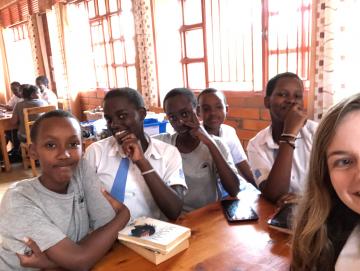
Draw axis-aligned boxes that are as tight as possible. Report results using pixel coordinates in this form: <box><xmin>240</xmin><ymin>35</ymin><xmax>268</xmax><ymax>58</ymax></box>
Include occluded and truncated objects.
<box><xmin>0</xmin><ymin>163</ymin><xmax>35</xmax><ymax>202</ymax></box>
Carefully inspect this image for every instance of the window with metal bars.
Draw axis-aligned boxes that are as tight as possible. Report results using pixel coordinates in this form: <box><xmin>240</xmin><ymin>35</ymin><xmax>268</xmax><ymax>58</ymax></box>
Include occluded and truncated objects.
<box><xmin>82</xmin><ymin>0</ymin><xmax>137</xmax><ymax>89</ymax></box>
<box><xmin>154</xmin><ymin>0</ymin><xmax>312</xmax><ymax>93</ymax></box>
<box><xmin>2</xmin><ymin>22</ymin><xmax>36</xmax><ymax>84</ymax></box>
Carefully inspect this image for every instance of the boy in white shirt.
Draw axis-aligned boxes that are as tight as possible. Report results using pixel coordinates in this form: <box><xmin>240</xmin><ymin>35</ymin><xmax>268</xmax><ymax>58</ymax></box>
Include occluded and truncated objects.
<box><xmin>35</xmin><ymin>75</ymin><xmax>58</xmax><ymax>108</ymax></box>
<box><xmin>197</xmin><ymin>88</ymin><xmax>255</xmax><ymax>185</ymax></box>
<box><xmin>84</xmin><ymin>88</ymin><xmax>187</xmax><ymax>221</ymax></box>
<box><xmin>0</xmin><ymin>81</ymin><xmax>23</xmax><ymax>111</ymax></box>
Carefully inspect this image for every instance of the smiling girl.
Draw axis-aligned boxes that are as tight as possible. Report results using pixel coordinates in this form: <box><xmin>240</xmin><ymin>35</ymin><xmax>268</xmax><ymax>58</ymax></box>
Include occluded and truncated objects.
<box><xmin>292</xmin><ymin>93</ymin><xmax>360</xmax><ymax>270</ymax></box>
<box><xmin>247</xmin><ymin>72</ymin><xmax>318</xmax><ymax>203</ymax></box>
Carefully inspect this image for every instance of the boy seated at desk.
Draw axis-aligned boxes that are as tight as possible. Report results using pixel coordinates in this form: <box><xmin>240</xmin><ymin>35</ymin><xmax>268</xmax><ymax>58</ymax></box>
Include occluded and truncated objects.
<box><xmin>155</xmin><ymin>88</ymin><xmax>242</xmax><ymax>212</ymax></box>
<box><xmin>0</xmin><ymin>110</ymin><xmax>130</xmax><ymax>270</ymax></box>
<box><xmin>35</xmin><ymin>75</ymin><xmax>58</xmax><ymax>108</ymax></box>
<box><xmin>197</xmin><ymin>88</ymin><xmax>255</xmax><ymax>185</ymax></box>
<box><xmin>1</xmin><ymin>81</ymin><xmax>23</xmax><ymax>161</ymax></box>
<box><xmin>10</xmin><ymin>84</ymin><xmax>47</xmax><ymax>143</ymax></box>
<box><xmin>84</xmin><ymin>87</ymin><xmax>187</xmax><ymax>221</ymax></box>
<box><xmin>246</xmin><ymin>72</ymin><xmax>318</xmax><ymax>204</ymax></box>
<box><xmin>0</xmin><ymin>81</ymin><xmax>23</xmax><ymax>111</ymax></box>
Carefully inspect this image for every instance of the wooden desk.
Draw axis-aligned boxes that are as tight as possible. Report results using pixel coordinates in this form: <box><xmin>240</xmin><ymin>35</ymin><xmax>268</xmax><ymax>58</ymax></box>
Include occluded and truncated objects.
<box><xmin>0</xmin><ymin>113</ymin><xmax>16</xmax><ymax>172</ymax></box>
<box><xmin>93</xmin><ymin>191</ymin><xmax>291</xmax><ymax>271</ymax></box>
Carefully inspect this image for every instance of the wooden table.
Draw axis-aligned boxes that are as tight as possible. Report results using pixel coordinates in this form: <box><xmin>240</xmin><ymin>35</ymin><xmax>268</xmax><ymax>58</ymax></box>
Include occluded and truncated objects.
<box><xmin>93</xmin><ymin>189</ymin><xmax>291</xmax><ymax>271</ymax></box>
<box><xmin>0</xmin><ymin>113</ymin><xmax>16</xmax><ymax>172</ymax></box>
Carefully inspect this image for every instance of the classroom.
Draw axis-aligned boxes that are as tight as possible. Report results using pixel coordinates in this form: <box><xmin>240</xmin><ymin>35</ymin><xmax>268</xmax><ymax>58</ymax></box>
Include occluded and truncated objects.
<box><xmin>0</xmin><ymin>0</ymin><xmax>359</xmax><ymax>270</ymax></box>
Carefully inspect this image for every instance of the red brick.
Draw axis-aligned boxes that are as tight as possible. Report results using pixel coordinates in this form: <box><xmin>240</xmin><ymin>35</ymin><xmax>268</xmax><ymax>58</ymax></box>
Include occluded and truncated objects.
<box><xmin>227</xmin><ymin>95</ymin><xmax>264</xmax><ymax>108</ymax></box>
<box><xmin>228</xmin><ymin>108</ymin><xmax>260</xmax><ymax>119</ymax></box>
<box><xmin>242</xmin><ymin>119</ymin><xmax>269</xmax><ymax>131</ymax></box>
<box><xmin>224</xmin><ymin>119</ymin><xmax>239</xmax><ymax>129</ymax></box>
<box><xmin>96</xmin><ymin>89</ymin><xmax>106</xmax><ymax>99</ymax></box>
<box><xmin>235</xmin><ymin>129</ymin><xmax>258</xmax><ymax>141</ymax></box>
<box><xmin>260</xmin><ymin>109</ymin><xmax>271</xmax><ymax>120</ymax></box>
<box><xmin>80</xmin><ymin>97</ymin><xmax>89</xmax><ymax>106</ymax></box>
<box><xmin>88</xmin><ymin>97</ymin><xmax>102</xmax><ymax>106</ymax></box>
<box><xmin>81</xmin><ymin>90</ymin><xmax>97</xmax><ymax>98</ymax></box>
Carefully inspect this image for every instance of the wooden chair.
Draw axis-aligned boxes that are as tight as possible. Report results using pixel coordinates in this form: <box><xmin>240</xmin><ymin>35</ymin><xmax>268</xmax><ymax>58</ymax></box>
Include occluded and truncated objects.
<box><xmin>20</xmin><ymin>105</ymin><xmax>56</xmax><ymax>176</ymax></box>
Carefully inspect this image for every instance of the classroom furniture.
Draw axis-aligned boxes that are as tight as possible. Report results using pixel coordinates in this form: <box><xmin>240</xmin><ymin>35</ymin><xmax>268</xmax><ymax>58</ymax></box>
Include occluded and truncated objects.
<box><xmin>20</xmin><ymin>105</ymin><xmax>56</xmax><ymax>176</ymax></box>
<box><xmin>93</xmin><ymin>189</ymin><xmax>291</xmax><ymax>271</ymax></box>
<box><xmin>0</xmin><ymin>113</ymin><xmax>16</xmax><ymax>172</ymax></box>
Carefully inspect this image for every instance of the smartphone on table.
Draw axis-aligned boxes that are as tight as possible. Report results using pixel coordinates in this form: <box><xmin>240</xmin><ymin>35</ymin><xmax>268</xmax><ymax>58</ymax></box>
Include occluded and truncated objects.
<box><xmin>221</xmin><ymin>199</ymin><xmax>259</xmax><ymax>223</ymax></box>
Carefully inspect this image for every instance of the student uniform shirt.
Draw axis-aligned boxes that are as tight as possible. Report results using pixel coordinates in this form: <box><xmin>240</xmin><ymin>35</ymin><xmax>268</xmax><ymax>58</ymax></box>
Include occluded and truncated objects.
<box><xmin>218</xmin><ymin>124</ymin><xmax>248</xmax><ymax>164</ymax></box>
<box><xmin>84</xmin><ymin>135</ymin><xmax>187</xmax><ymax>221</ymax></box>
<box><xmin>155</xmin><ymin>132</ymin><xmax>242</xmax><ymax>212</ymax></box>
<box><xmin>41</xmin><ymin>88</ymin><xmax>58</xmax><ymax>108</ymax></box>
<box><xmin>0</xmin><ymin>160</ymin><xmax>115</xmax><ymax>270</ymax></box>
<box><xmin>335</xmin><ymin>224</ymin><xmax>360</xmax><ymax>271</ymax></box>
<box><xmin>246</xmin><ymin>120</ymin><xmax>317</xmax><ymax>193</ymax></box>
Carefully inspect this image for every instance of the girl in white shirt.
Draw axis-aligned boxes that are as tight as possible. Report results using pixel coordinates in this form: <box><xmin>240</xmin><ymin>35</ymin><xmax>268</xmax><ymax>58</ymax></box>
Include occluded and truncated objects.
<box><xmin>291</xmin><ymin>93</ymin><xmax>360</xmax><ymax>271</ymax></box>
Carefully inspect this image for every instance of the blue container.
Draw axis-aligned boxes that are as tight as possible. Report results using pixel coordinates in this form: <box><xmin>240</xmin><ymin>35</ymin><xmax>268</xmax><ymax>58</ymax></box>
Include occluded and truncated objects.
<box><xmin>143</xmin><ymin>118</ymin><xmax>168</xmax><ymax>135</ymax></box>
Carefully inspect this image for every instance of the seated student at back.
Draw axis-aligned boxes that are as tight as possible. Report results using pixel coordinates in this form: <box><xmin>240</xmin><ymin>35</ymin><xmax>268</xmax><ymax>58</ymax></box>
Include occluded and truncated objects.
<box><xmin>246</xmin><ymin>72</ymin><xmax>317</xmax><ymax>203</ymax></box>
<box><xmin>2</xmin><ymin>81</ymin><xmax>23</xmax><ymax>161</ymax></box>
<box><xmin>84</xmin><ymin>88</ymin><xmax>187</xmax><ymax>221</ymax></box>
<box><xmin>0</xmin><ymin>81</ymin><xmax>23</xmax><ymax>111</ymax></box>
<box><xmin>292</xmin><ymin>93</ymin><xmax>360</xmax><ymax>270</ymax></box>
<box><xmin>197</xmin><ymin>88</ymin><xmax>255</xmax><ymax>185</ymax></box>
<box><xmin>10</xmin><ymin>84</ymin><xmax>48</xmax><ymax>143</ymax></box>
<box><xmin>0</xmin><ymin>110</ymin><xmax>130</xmax><ymax>270</ymax></box>
<box><xmin>155</xmin><ymin>88</ymin><xmax>242</xmax><ymax>212</ymax></box>
<box><xmin>35</xmin><ymin>75</ymin><xmax>58</xmax><ymax>108</ymax></box>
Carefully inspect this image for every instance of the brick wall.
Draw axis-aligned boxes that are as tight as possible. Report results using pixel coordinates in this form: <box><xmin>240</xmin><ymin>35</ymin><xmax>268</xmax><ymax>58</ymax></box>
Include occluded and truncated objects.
<box><xmin>79</xmin><ymin>89</ymin><xmax>106</xmax><ymax>120</ymax></box>
<box><xmin>224</xmin><ymin>93</ymin><xmax>270</xmax><ymax>149</ymax></box>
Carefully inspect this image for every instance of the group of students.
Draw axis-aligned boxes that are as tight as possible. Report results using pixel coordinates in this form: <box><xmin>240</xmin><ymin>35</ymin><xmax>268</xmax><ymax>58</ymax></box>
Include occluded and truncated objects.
<box><xmin>0</xmin><ymin>76</ymin><xmax>58</xmax><ymax>162</ymax></box>
<box><xmin>0</xmin><ymin>72</ymin><xmax>358</xmax><ymax>270</ymax></box>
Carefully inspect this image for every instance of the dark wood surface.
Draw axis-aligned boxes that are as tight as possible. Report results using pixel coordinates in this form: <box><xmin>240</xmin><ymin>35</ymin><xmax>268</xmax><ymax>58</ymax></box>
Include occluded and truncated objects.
<box><xmin>93</xmin><ymin>187</ymin><xmax>291</xmax><ymax>271</ymax></box>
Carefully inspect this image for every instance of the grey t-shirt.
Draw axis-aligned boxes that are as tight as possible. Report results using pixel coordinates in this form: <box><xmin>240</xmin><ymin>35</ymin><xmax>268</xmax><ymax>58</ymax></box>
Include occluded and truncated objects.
<box><xmin>155</xmin><ymin>133</ymin><xmax>241</xmax><ymax>212</ymax></box>
<box><xmin>0</xmin><ymin>159</ymin><xmax>115</xmax><ymax>270</ymax></box>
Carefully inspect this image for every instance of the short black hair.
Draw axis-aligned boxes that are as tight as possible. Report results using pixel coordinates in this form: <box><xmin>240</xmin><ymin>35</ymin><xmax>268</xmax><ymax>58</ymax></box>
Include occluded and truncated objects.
<box><xmin>10</xmin><ymin>81</ymin><xmax>21</xmax><ymax>88</ymax></box>
<box><xmin>265</xmin><ymin>72</ymin><xmax>303</xmax><ymax>97</ymax></box>
<box><xmin>104</xmin><ymin>87</ymin><xmax>145</xmax><ymax>109</ymax></box>
<box><xmin>197</xmin><ymin>88</ymin><xmax>227</xmax><ymax>104</ymax></box>
<box><xmin>30</xmin><ymin>110</ymin><xmax>78</xmax><ymax>142</ymax></box>
<box><xmin>163</xmin><ymin>88</ymin><xmax>197</xmax><ymax>109</ymax></box>
<box><xmin>35</xmin><ymin>75</ymin><xmax>49</xmax><ymax>87</ymax></box>
<box><xmin>21</xmin><ymin>84</ymin><xmax>39</xmax><ymax>99</ymax></box>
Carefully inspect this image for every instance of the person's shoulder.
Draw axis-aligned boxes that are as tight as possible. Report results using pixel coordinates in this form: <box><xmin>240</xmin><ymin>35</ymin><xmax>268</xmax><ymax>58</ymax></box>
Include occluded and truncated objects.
<box><xmin>301</xmin><ymin>120</ymin><xmax>318</xmax><ymax>138</ymax></box>
<box><xmin>152</xmin><ymin>132</ymin><xmax>175</xmax><ymax>145</ymax></box>
<box><xmin>220</xmin><ymin>123</ymin><xmax>236</xmax><ymax>134</ymax></box>
<box><xmin>305</xmin><ymin>119</ymin><xmax>318</xmax><ymax>130</ymax></box>
<box><xmin>248</xmin><ymin>125</ymin><xmax>271</xmax><ymax>145</ymax></box>
<box><xmin>87</xmin><ymin>136</ymin><xmax>114</xmax><ymax>150</ymax></box>
<box><xmin>1</xmin><ymin>178</ymin><xmax>38</xmax><ymax>207</ymax></box>
<box><xmin>151</xmin><ymin>136</ymin><xmax>180</xmax><ymax>154</ymax></box>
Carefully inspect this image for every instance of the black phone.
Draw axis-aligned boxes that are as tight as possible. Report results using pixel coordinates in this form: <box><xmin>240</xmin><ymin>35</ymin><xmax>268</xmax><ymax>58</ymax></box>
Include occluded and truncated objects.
<box><xmin>267</xmin><ymin>203</ymin><xmax>296</xmax><ymax>234</ymax></box>
<box><xmin>221</xmin><ymin>199</ymin><xmax>259</xmax><ymax>222</ymax></box>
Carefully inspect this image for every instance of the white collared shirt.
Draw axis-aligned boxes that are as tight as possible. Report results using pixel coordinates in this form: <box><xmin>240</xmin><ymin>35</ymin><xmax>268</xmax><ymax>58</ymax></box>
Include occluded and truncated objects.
<box><xmin>41</xmin><ymin>88</ymin><xmax>58</xmax><ymax>108</ymax></box>
<box><xmin>336</xmin><ymin>224</ymin><xmax>360</xmax><ymax>270</ymax></box>
<box><xmin>219</xmin><ymin>124</ymin><xmax>247</xmax><ymax>164</ymax></box>
<box><xmin>246</xmin><ymin>120</ymin><xmax>317</xmax><ymax>193</ymax></box>
<box><xmin>6</xmin><ymin>95</ymin><xmax>23</xmax><ymax>109</ymax></box>
<box><xmin>84</xmin><ymin>135</ymin><xmax>187</xmax><ymax>220</ymax></box>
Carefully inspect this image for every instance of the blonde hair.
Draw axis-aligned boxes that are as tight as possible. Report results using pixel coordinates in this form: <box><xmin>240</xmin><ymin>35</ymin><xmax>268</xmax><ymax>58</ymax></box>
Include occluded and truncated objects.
<box><xmin>291</xmin><ymin>93</ymin><xmax>360</xmax><ymax>270</ymax></box>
